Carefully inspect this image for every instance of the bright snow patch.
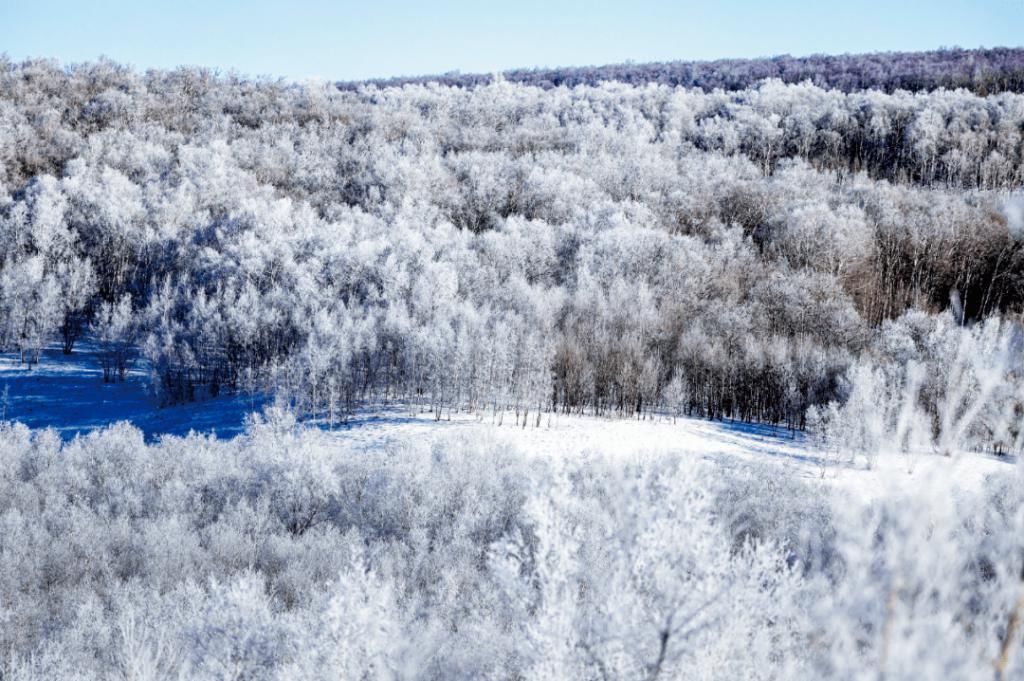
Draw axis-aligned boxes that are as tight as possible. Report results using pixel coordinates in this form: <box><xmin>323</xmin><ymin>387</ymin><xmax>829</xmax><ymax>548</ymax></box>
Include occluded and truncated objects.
<box><xmin>1</xmin><ymin>344</ymin><xmax>1014</xmax><ymax>503</ymax></box>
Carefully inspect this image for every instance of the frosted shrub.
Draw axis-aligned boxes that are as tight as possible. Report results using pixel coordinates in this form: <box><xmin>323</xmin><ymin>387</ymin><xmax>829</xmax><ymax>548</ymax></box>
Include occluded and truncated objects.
<box><xmin>811</xmin><ymin>474</ymin><xmax>1024</xmax><ymax>680</ymax></box>
<box><xmin>185</xmin><ymin>574</ymin><xmax>295</xmax><ymax>681</ymax></box>
<box><xmin>811</xmin><ymin>314</ymin><xmax>1024</xmax><ymax>464</ymax></box>
<box><xmin>0</xmin><ymin>422</ymin><xmax>1021</xmax><ymax>679</ymax></box>
<box><xmin>506</xmin><ymin>459</ymin><xmax>812</xmax><ymax>680</ymax></box>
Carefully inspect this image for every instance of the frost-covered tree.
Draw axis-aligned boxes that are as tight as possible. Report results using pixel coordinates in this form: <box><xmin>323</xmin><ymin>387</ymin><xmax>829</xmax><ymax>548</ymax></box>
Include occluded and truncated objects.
<box><xmin>92</xmin><ymin>294</ymin><xmax>136</xmax><ymax>382</ymax></box>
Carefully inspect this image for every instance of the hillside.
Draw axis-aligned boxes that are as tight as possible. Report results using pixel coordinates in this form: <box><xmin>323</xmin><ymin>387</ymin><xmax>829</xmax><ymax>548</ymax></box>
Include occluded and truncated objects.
<box><xmin>2</xmin><ymin>55</ymin><xmax>1024</xmax><ymax>453</ymax></box>
<box><xmin>1</xmin><ymin>50</ymin><xmax>1024</xmax><ymax>680</ymax></box>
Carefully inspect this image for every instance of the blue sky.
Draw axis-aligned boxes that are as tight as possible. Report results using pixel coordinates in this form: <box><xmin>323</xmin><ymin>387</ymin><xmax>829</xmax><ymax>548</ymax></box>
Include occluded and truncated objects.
<box><xmin>2</xmin><ymin>0</ymin><xmax>1022</xmax><ymax>81</ymax></box>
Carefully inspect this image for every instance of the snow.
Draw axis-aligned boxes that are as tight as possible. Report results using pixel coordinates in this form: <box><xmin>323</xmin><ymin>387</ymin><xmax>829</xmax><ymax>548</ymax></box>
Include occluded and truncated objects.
<box><xmin>326</xmin><ymin>406</ymin><xmax>1015</xmax><ymax>502</ymax></box>
<box><xmin>0</xmin><ymin>343</ymin><xmax>265</xmax><ymax>440</ymax></box>
<box><xmin>1</xmin><ymin>345</ymin><xmax>1014</xmax><ymax>503</ymax></box>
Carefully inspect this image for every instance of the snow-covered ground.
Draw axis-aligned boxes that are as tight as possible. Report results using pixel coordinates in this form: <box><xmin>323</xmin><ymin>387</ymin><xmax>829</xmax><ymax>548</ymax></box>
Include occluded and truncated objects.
<box><xmin>2</xmin><ymin>344</ymin><xmax>1015</xmax><ymax>502</ymax></box>
<box><xmin>0</xmin><ymin>343</ymin><xmax>265</xmax><ymax>440</ymax></box>
<box><xmin>327</xmin><ymin>406</ymin><xmax>1016</xmax><ymax>502</ymax></box>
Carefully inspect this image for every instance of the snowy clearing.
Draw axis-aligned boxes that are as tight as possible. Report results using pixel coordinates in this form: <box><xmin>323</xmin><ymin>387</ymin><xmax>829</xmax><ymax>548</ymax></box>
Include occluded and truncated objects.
<box><xmin>327</xmin><ymin>405</ymin><xmax>1016</xmax><ymax>504</ymax></box>
<box><xmin>2</xmin><ymin>344</ymin><xmax>1012</xmax><ymax>508</ymax></box>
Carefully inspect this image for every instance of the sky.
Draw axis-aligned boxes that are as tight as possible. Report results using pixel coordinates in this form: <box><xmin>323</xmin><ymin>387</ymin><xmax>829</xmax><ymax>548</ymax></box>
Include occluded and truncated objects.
<box><xmin>2</xmin><ymin>0</ymin><xmax>1023</xmax><ymax>82</ymax></box>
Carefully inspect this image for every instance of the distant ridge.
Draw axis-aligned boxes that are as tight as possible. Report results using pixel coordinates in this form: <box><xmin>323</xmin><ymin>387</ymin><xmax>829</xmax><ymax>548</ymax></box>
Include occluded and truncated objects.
<box><xmin>339</xmin><ymin>46</ymin><xmax>1024</xmax><ymax>96</ymax></box>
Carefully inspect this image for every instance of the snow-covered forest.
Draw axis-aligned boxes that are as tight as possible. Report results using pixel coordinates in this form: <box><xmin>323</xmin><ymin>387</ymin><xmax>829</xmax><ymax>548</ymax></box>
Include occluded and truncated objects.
<box><xmin>1</xmin><ymin>48</ymin><xmax>1024</xmax><ymax>679</ymax></box>
<box><xmin>4</xmin><ymin>55</ymin><xmax>1024</xmax><ymax>441</ymax></box>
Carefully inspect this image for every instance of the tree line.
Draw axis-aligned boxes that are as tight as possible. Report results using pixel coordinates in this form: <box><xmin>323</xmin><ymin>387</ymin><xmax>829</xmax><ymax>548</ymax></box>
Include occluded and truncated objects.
<box><xmin>346</xmin><ymin>46</ymin><xmax>1024</xmax><ymax>97</ymax></box>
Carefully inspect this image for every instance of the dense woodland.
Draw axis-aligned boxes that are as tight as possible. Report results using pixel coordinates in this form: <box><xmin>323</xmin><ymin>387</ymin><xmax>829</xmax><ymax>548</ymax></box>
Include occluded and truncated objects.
<box><xmin>1</xmin><ymin>52</ymin><xmax>1024</xmax><ymax>454</ymax></box>
<box><xmin>2</xmin><ymin>50</ymin><xmax>1024</xmax><ymax>680</ymax></box>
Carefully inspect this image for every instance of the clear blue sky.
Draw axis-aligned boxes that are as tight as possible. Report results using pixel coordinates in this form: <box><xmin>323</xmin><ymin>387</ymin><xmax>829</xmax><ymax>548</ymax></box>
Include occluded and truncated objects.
<box><xmin>2</xmin><ymin>0</ymin><xmax>1022</xmax><ymax>82</ymax></box>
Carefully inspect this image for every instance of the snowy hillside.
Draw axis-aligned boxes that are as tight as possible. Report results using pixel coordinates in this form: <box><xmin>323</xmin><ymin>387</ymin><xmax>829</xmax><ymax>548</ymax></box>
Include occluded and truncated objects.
<box><xmin>2</xmin><ymin>49</ymin><xmax>1024</xmax><ymax>680</ymax></box>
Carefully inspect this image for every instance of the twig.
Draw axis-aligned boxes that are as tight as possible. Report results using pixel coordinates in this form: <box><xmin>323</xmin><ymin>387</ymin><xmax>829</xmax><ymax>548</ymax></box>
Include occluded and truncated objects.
<box><xmin>995</xmin><ymin>579</ymin><xmax>1024</xmax><ymax>681</ymax></box>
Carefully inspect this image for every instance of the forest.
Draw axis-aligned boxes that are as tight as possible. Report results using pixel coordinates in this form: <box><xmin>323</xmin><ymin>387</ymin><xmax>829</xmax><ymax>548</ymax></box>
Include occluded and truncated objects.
<box><xmin>2</xmin><ymin>52</ymin><xmax>1024</xmax><ymax>453</ymax></box>
<box><xmin>1</xmin><ymin>48</ymin><xmax>1024</xmax><ymax>679</ymax></box>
